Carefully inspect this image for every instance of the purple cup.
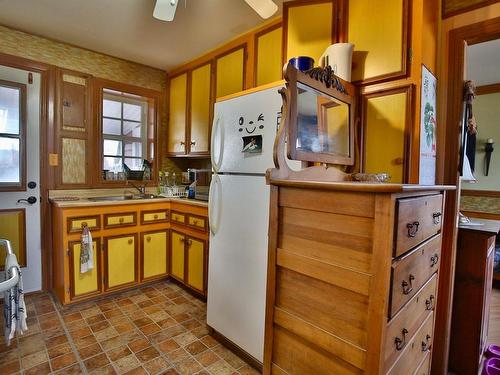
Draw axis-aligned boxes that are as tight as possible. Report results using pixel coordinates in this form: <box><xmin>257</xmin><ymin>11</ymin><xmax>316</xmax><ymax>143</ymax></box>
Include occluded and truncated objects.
<box><xmin>483</xmin><ymin>358</ymin><xmax>500</xmax><ymax>375</ymax></box>
<box><xmin>485</xmin><ymin>345</ymin><xmax>500</xmax><ymax>359</ymax></box>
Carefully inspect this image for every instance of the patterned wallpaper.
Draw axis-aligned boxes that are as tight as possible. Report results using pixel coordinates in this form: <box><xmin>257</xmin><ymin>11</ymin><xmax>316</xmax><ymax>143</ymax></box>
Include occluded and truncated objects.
<box><xmin>0</xmin><ymin>25</ymin><xmax>166</xmax><ymax>92</ymax></box>
<box><xmin>461</xmin><ymin>195</ymin><xmax>500</xmax><ymax>215</ymax></box>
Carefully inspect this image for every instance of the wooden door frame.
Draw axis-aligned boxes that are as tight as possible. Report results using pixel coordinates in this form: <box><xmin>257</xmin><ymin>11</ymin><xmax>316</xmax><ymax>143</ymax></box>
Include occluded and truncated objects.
<box><xmin>432</xmin><ymin>16</ymin><xmax>500</xmax><ymax>375</ymax></box>
<box><xmin>0</xmin><ymin>52</ymin><xmax>55</xmax><ymax>291</ymax></box>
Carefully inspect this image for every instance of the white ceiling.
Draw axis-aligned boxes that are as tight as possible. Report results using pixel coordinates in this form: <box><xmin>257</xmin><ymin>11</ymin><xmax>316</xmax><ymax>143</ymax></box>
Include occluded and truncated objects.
<box><xmin>0</xmin><ymin>0</ymin><xmax>284</xmax><ymax>71</ymax></box>
<box><xmin>466</xmin><ymin>38</ymin><xmax>500</xmax><ymax>86</ymax></box>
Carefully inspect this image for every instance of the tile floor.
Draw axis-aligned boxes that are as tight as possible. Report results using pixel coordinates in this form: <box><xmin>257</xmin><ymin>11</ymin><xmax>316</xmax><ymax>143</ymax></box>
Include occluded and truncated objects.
<box><xmin>0</xmin><ymin>280</ymin><xmax>260</xmax><ymax>375</ymax></box>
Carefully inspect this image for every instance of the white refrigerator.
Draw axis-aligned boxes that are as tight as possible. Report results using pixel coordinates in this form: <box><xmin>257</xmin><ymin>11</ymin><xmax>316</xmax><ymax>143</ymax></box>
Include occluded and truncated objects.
<box><xmin>207</xmin><ymin>84</ymin><xmax>298</xmax><ymax>362</ymax></box>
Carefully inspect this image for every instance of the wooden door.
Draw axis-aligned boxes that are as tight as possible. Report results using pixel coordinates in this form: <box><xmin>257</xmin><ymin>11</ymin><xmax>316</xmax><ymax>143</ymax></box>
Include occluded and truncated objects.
<box><xmin>186</xmin><ymin>236</ymin><xmax>206</xmax><ymax>294</ymax></box>
<box><xmin>216</xmin><ymin>47</ymin><xmax>245</xmax><ymax>98</ymax></box>
<box><xmin>104</xmin><ymin>234</ymin><xmax>137</xmax><ymax>290</ymax></box>
<box><xmin>170</xmin><ymin>230</ymin><xmax>185</xmax><ymax>281</ymax></box>
<box><xmin>481</xmin><ymin>243</ymin><xmax>495</xmax><ymax>353</ymax></box>
<box><xmin>167</xmin><ymin>73</ymin><xmax>187</xmax><ymax>154</ymax></box>
<box><xmin>141</xmin><ymin>230</ymin><xmax>168</xmax><ymax>281</ymax></box>
<box><xmin>69</xmin><ymin>238</ymin><xmax>101</xmax><ymax>300</ymax></box>
<box><xmin>189</xmin><ymin>63</ymin><xmax>212</xmax><ymax>155</ymax></box>
<box><xmin>255</xmin><ymin>25</ymin><xmax>283</xmax><ymax>86</ymax></box>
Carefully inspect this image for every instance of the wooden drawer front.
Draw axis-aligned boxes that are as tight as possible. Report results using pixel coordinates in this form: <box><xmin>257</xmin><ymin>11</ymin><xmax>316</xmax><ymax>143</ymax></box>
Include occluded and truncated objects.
<box><xmin>385</xmin><ymin>274</ymin><xmax>437</xmax><ymax>368</ymax></box>
<box><xmin>171</xmin><ymin>211</ymin><xmax>186</xmax><ymax>225</ymax></box>
<box><xmin>390</xmin><ymin>235</ymin><xmax>441</xmax><ymax>317</ymax></box>
<box><xmin>104</xmin><ymin>212</ymin><xmax>137</xmax><ymax>228</ymax></box>
<box><xmin>395</xmin><ymin>194</ymin><xmax>443</xmax><ymax>257</ymax></box>
<box><xmin>68</xmin><ymin>215</ymin><xmax>100</xmax><ymax>233</ymax></box>
<box><xmin>414</xmin><ymin>351</ymin><xmax>431</xmax><ymax>375</ymax></box>
<box><xmin>387</xmin><ymin>311</ymin><xmax>434</xmax><ymax>375</ymax></box>
<box><xmin>187</xmin><ymin>215</ymin><xmax>206</xmax><ymax>231</ymax></box>
<box><xmin>141</xmin><ymin>210</ymin><xmax>169</xmax><ymax>224</ymax></box>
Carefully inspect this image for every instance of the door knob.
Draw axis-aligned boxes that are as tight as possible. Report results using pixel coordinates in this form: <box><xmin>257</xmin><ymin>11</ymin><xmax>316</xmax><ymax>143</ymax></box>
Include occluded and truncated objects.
<box><xmin>17</xmin><ymin>196</ymin><xmax>37</xmax><ymax>205</ymax></box>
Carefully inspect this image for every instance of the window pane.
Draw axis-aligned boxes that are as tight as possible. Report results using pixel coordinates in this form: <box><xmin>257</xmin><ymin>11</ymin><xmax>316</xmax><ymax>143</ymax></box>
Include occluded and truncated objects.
<box><xmin>123</xmin><ymin>103</ymin><xmax>142</xmax><ymax>121</ymax></box>
<box><xmin>124</xmin><ymin>158</ymin><xmax>143</xmax><ymax>170</ymax></box>
<box><xmin>103</xmin><ymin>139</ymin><xmax>122</xmax><ymax>156</ymax></box>
<box><xmin>124</xmin><ymin>141</ymin><xmax>142</xmax><ymax>157</ymax></box>
<box><xmin>103</xmin><ymin>99</ymin><xmax>121</xmax><ymax>118</ymax></box>
<box><xmin>123</xmin><ymin>121</ymin><xmax>141</xmax><ymax>137</ymax></box>
<box><xmin>103</xmin><ymin>118</ymin><xmax>121</xmax><ymax>135</ymax></box>
<box><xmin>103</xmin><ymin>156</ymin><xmax>122</xmax><ymax>172</ymax></box>
<box><xmin>0</xmin><ymin>137</ymin><xmax>20</xmax><ymax>183</ymax></box>
<box><xmin>0</xmin><ymin>85</ymin><xmax>20</xmax><ymax>135</ymax></box>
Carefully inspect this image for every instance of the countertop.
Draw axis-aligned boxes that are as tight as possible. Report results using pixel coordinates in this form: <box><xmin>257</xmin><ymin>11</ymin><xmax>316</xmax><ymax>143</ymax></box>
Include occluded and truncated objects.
<box><xmin>458</xmin><ymin>218</ymin><xmax>500</xmax><ymax>236</ymax></box>
<box><xmin>50</xmin><ymin>196</ymin><xmax>208</xmax><ymax>208</ymax></box>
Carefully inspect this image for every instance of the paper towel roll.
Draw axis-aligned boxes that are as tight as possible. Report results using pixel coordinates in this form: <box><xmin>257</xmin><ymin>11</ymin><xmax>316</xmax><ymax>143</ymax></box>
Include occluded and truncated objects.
<box><xmin>320</xmin><ymin>43</ymin><xmax>354</xmax><ymax>82</ymax></box>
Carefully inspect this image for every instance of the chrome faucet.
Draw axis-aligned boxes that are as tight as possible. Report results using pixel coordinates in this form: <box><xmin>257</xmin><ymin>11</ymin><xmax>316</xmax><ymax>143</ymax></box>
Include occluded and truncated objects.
<box><xmin>127</xmin><ymin>181</ymin><xmax>147</xmax><ymax>196</ymax></box>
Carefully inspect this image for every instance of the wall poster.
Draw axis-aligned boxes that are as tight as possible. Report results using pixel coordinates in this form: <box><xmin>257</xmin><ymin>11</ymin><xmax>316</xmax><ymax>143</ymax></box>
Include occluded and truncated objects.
<box><xmin>419</xmin><ymin>65</ymin><xmax>437</xmax><ymax>185</ymax></box>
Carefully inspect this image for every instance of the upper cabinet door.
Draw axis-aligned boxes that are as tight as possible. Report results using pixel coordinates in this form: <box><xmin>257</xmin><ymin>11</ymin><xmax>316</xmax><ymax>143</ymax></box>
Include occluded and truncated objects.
<box><xmin>167</xmin><ymin>73</ymin><xmax>187</xmax><ymax>154</ymax></box>
<box><xmin>255</xmin><ymin>25</ymin><xmax>283</xmax><ymax>86</ymax></box>
<box><xmin>216</xmin><ymin>47</ymin><xmax>245</xmax><ymax>99</ymax></box>
<box><xmin>348</xmin><ymin>0</ymin><xmax>409</xmax><ymax>84</ymax></box>
<box><xmin>284</xmin><ymin>0</ymin><xmax>335</xmax><ymax>67</ymax></box>
<box><xmin>189</xmin><ymin>63</ymin><xmax>212</xmax><ymax>155</ymax></box>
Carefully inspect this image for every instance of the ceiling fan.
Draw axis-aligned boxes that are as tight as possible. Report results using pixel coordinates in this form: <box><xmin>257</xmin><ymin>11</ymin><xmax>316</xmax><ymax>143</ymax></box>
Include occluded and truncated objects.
<box><xmin>153</xmin><ymin>0</ymin><xmax>278</xmax><ymax>22</ymax></box>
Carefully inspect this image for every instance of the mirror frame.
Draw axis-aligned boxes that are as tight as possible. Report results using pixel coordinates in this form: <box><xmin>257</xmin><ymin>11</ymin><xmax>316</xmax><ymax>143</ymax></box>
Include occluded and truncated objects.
<box><xmin>285</xmin><ymin>64</ymin><xmax>356</xmax><ymax>165</ymax></box>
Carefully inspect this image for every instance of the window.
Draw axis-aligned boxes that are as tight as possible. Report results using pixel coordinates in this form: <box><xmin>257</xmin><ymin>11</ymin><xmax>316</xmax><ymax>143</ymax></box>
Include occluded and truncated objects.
<box><xmin>101</xmin><ymin>88</ymin><xmax>154</xmax><ymax>179</ymax></box>
<box><xmin>0</xmin><ymin>80</ymin><xmax>25</xmax><ymax>189</ymax></box>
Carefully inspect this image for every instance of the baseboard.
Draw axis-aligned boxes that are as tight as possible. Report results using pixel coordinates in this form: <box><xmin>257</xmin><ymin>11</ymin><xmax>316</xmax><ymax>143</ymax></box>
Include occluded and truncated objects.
<box><xmin>207</xmin><ymin>324</ymin><xmax>263</xmax><ymax>372</ymax></box>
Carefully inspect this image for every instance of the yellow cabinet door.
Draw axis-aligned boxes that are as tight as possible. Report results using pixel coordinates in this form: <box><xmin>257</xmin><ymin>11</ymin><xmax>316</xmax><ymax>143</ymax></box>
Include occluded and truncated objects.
<box><xmin>170</xmin><ymin>231</ymin><xmax>185</xmax><ymax>281</ymax></box>
<box><xmin>168</xmin><ymin>73</ymin><xmax>187</xmax><ymax>154</ymax></box>
<box><xmin>141</xmin><ymin>231</ymin><xmax>168</xmax><ymax>281</ymax></box>
<box><xmin>186</xmin><ymin>237</ymin><xmax>206</xmax><ymax>293</ymax></box>
<box><xmin>256</xmin><ymin>26</ymin><xmax>283</xmax><ymax>86</ymax></box>
<box><xmin>69</xmin><ymin>239</ymin><xmax>100</xmax><ymax>299</ymax></box>
<box><xmin>216</xmin><ymin>47</ymin><xmax>245</xmax><ymax>98</ymax></box>
<box><xmin>190</xmin><ymin>63</ymin><xmax>212</xmax><ymax>154</ymax></box>
<box><xmin>105</xmin><ymin>234</ymin><xmax>137</xmax><ymax>290</ymax></box>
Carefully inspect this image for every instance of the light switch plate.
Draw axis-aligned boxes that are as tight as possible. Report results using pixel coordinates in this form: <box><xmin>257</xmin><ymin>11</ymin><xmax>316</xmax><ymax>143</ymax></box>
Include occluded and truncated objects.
<box><xmin>49</xmin><ymin>153</ymin><xmax>59</xmax><ymax>166</ymax></box>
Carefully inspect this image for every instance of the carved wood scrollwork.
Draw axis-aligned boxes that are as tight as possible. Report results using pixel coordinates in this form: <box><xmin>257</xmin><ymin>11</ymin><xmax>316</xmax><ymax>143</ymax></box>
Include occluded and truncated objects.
<box><xmin>304</xmin><ymin>65</ymin><xmax>347</xmax><ymax>94</ymax></box>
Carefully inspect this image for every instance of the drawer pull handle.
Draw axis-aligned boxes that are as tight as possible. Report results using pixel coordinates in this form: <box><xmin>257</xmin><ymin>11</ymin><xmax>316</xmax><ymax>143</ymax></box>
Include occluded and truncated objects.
<box><xmin>193</xmin><ymin>220</ymin><xmax>198</xmax><ymax>225</ymax></box>
<box><xmin>395</xmin><ymin>328</ymin><xmax>408</xmax><ymax>351</ymax></box>
<box><xmin>430</xmin><ymin>253</ymin><xmax>439</xmax><ymax>267</ymax></box>
<box><xmin>433</xmin><ymin>212</ymin><xmax>442</xmax><ymax>225</ymax></box>
<box><xmin>119</xmin><ymin>217</ymin><xmax>124</xmax><ymax>223</ymax></box>
<box><xmin>154</xmin><ymin>214</ymin><xmax>158</xmax><ymax>219</ymax></box>
<box><xmin>402</xmin><ymin>274</ymin><xmax>415</xmax><ymax>295</ymax></box>
<box><xmin>127</xmin><ymin>239</ymin><xmax>133</xmax><ymax>245</ymax></box>
<box><xmin>406</xmin><ymin>221</ymin><xmax>420</xmax><ymax>237</ymax></box>
<box><xmin>146</xmin><ymin>236</ymin><xmax>151</xmax><ymax>242</ymax></box>
<box><xmin>421</xmin><ymin>334</ymin><xmax>432</xmax><ymax>352</ymax></box>
<box><xmin>425</xmin><ymin>295</ymin><xmax>435</xmax><ymax>311</ymax></box>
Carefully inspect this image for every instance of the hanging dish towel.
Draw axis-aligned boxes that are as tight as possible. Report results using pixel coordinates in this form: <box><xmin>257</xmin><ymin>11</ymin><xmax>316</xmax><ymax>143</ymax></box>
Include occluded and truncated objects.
<box><xmin>80</xmin><ymin>224</ymin><xmax>94</xmax><ymax>273</ymax></box>
<box><xmin>3</xmin><ymin>254</ymin><xmax>27</xmax><ymax>345</ymax></box>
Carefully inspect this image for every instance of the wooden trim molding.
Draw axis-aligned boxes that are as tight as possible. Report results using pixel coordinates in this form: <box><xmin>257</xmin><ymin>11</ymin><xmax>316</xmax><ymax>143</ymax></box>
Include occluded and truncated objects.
<box><xmin>476</xmin><ymin>83</ymin><xmax>500</xmax><ymax>95</ymax></box>
<box><xmin>461</xmin><ymin>189</ymin><xmax>500</xmax><ymax>197</ymax></box>
<box><xmin>461</xmin><ymin>210</ymin><xmax>500</xmax><ymax>220</ymax></box>
<box><xmin>442</xmin><ymin>0</ymin><xmax>500</xmax><ymax>19</ymax></box>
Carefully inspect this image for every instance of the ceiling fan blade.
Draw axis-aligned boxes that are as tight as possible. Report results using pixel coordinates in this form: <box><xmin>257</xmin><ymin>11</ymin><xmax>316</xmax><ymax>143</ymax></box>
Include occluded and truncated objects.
<box><xmin>244</xmin><ymin>0</ymin><xmax>278</xmax><ymax>19</ymax></box>
<box><xmin>153</xmin><ymin>0</ymin><xmax>179</xmax><ymax>22</ymax></box>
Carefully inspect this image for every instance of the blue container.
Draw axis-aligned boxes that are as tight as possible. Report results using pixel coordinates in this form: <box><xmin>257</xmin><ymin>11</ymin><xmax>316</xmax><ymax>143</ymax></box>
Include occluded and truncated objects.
<box><xmin>288</xmin><ymin>56</ymin><xmax>314</xmax><ymax>72</ymax></box>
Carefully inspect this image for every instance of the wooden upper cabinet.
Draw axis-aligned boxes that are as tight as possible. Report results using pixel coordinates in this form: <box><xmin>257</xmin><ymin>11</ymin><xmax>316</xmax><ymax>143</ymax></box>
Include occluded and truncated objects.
<box><xmin>348</xmin><ymin>0</ymin><xmax>409</xmax><ymax>84</ymax></box>
<box><xmin>284</xmin><ymin>0</ymin><xmax>335</xmax><ymax>67</ymax></box>
<box><xmin>216</xmin><ymin>46</ymin><xmax>245</xmax><ymax>98</ymax></box>
<box><xmin>167</xmin><ymin>73</ymin><xmax>187</xmax><ymax>154</ymax></box>
<box><xmin>255</xmin><ymin>25</ymin><xmax>283</xmax><ymax>86</ymax></box>
<box><xmin>189</xmin><ymin>63</ymin><xmax>212</xmax><ymax>155</ymax></box>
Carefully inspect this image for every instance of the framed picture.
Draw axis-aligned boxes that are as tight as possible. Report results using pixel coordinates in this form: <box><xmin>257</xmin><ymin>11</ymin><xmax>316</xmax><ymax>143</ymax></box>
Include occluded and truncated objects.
<box><xmin>419</xmin><ymin>65</ymin><xmax>437</xmax><ymax>185</ymax></box>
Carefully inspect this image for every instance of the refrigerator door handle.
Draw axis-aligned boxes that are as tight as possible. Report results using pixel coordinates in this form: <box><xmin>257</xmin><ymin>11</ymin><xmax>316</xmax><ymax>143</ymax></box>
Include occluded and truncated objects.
<box><xmin>211</xmin><ymin>114</ymin><xmax>224</xmax><ymax>173</ymax></box>
<box><xmin>208</xmin><ymin>173</ymin><xmax>222</xmax><ymax>235</ymax></box>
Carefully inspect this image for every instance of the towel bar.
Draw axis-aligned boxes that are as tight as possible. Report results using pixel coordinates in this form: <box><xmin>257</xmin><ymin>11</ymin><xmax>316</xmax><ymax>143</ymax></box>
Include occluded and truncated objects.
<box><xmin>0</xmin><ymin>239</ymin><xmax>20</xmax><ymax>293</ymax></box>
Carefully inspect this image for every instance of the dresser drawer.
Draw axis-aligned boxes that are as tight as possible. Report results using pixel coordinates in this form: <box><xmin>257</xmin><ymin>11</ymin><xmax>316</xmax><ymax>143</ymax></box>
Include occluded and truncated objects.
<box><xmin>67</xmin><ymin>215</ymin><xmax>100</xmax><ymax>233</ymax></box>
<box><xmin>141</xmin><ymin>209</ymin><xmax>169</xmax><ymax>224</ymax></box>
<box><xmin>104</xmin><ymin>212</ymin><xmax>137</xmax><ymax>228</ymax></box>
<box><xmin>386</xmin><ymin>312</ymin><xmax>434</xmax><ymax>375</ymax></box>
<box><xmin>385</xmin><ymin>274</ymin><xmax>437</xmax><ymax>368</ymax></box>
<box><xmin>414</xmin><ymin>351</ymin><xmax>431</xmax><ymax>375</ymax></box>
<box><xmin>390</xmin><ymin>235</ymin><xmax>441</xmax><ymax>317</ymax></box>
<box><xmin>395</xmin><ymin>194</ymin><xmax>443</xmax><ymax>257</ymax></box>
<box><xmin>186</xmin><ymin>214</ymin><xmax>207</xmax><ymax>231</ymax></box>
<box><xmin>171</xmin><ymin>211</ymin><xmax>186</xmax><ymax>225</ymax></box>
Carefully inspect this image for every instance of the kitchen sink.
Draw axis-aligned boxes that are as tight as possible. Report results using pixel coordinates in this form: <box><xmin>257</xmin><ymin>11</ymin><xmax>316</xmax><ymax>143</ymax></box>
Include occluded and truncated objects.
<box><xmin>87</xmin><ymin>194</ymin><xmax>162</xmax><ymax>202</ymax></box>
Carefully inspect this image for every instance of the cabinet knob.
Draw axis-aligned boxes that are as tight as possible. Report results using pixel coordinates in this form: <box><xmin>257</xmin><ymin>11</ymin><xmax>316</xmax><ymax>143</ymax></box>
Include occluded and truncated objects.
<box><xmin>128</xmin><ymin>239</ymin><xmax>133</xmax><ymax>245</ymax></box>
<box><xmin>193</xmin><ymin>220</ymin><xmax>198</xmax><ymax>225</ymax></box>
<box><xmin>425</xmin><ymin>295</ymin><xmax>435</xmax><ymax>311</ymax></box>
<box><xmin>154</xmin><ymin>214</ymin><xmax>158</xmax><ymax>219</ymax></box>
<box><xmin>119</xmin><ymin>217</ymin><xmax>124</xmax><ymax>223</ymax></box>
<box><xmin>190</xmin><ymin>141</ymin><xmax>196</xmax><ymax>146</ymax></box>
<box><xmin>187</xmin><ymin>239</ymin><xmax>192</xmax><ymax>246</ymax></box>
<box><xmin>180</xmin><ymin>141</ymin><xmax>185</xmax><ymax>146</ymax></box>
<box><xmin>146</xmin><ymin>236</ymin><xmax>151</xmax><ymax>242</ymax></box>
<box><xmin>430</xmin><ymin>253</ymin><xmax>439</xmax><ymax>267</ymax></box>
<box><xmin>432</xmin><ymin>212</ymin><xmax>442</xmax><ymax>225</ymax></box>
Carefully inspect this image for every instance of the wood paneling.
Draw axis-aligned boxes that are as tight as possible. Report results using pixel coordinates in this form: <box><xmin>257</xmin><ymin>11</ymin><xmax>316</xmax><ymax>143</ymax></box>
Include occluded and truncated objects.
<box><xmin>442</xmin><ymin>0</ymin><xmax>500</xmax><ymax>18</ymax></box>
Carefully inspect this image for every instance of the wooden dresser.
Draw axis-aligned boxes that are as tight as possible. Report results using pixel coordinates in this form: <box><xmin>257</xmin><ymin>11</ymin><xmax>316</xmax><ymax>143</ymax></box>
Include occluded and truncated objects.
<box><xmin>263</xmin><ymin>180</ymin><xmax>453</xmax><ymax>374</ymax></box>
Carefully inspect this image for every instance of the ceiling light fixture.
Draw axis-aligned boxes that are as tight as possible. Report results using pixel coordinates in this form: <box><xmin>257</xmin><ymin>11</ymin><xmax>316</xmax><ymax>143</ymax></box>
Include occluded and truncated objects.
<box><xmin>153</xmin><ymin>0</ymin><xmax>179</xmax><ymax>22</ymax></box>
<box><xmin>244</xmin><ymin>0</ymin><xmax>278</xmax><ymax>19</ymax></box>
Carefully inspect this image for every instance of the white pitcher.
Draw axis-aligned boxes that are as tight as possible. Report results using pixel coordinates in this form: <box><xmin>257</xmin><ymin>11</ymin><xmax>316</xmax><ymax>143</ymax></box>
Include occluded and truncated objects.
<box><xmin>320</xmin><ymin>43</ymin><xmax>354</xmax><ymax>82</ymax></box>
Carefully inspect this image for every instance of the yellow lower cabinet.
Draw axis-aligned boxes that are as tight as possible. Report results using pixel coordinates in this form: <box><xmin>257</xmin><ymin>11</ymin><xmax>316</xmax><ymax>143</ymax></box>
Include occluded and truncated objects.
<box><xmin>69</xmin><ymin>239</ymin><xmax>100</xmax><ymax>299</ymax></box>
<box><xmin>170</xmin><ymin>231</ymin><xmax>185</xmax><ymax>281</ymax></box>
<box><xmin>141</xmin><ymin>231</ymin><xmax>168</xmax><ymax>281</ymax></box>
<box><xmin>104</xmin><ymin>234</ymin><xmax>137</xmax><ymax>290</ymax></box>
<box><xmin>186</xmin><ymin>236</ymin><xmax>206</xmax><ymax>293</ymax></box>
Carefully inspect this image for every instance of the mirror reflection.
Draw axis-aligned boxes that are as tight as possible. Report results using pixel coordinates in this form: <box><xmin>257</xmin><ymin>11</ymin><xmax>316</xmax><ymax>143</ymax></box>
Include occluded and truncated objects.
<box><xmin>296</xmin><ymin>82</ymin><xmax>350</xmax><ymax>157</ymax></box>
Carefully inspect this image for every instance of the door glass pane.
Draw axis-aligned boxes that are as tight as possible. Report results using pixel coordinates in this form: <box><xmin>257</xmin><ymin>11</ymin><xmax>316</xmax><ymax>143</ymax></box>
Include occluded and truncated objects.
<box><xmin>0</xmin><ymin>85</ymin><xmax>20</xmax><ymax>135</ymax></box>
<box><xmin>0</xmin><ymin>137</ymin><xmax>20</xmax><ymax>183</ymax></box>
<box><xmin>103</xmin><ymin>118</ymin><xmax>121</xmax><ymax>135</ymax></box>
<box><xmin>103</xmin><ymin>139</ymin><xmax>122</xmax><ymax>156</ymax></box>
<box><xmin>124</xmin><ymin>141</ymin><xmax>142</xmax><ymax>157</ymax></box>
<box><xmin>103</xmin><ymin>99</ymin><xmax>121</xmax><ymax>118</ymax></box>
<box><xmin>123</xmin><ymin>121</ymin><xmax>141</xmax><ymax>137</ymax></box>
<box><xmin>123</xmin><ymin>103</ymin><xmax>142</xmax><ymax>121</ymax></box>
<box><xmin>124</xmin><ymin>157</ymin><xmax>142</xmax><ymax>170</ymax></box>
<box><xmin>103</xmin><ymin>156</ymin><xmax>122</xmax><ymax>172</ymax></box>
